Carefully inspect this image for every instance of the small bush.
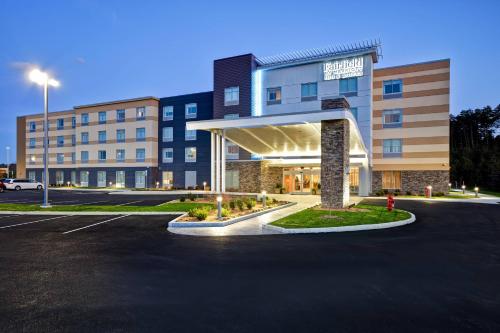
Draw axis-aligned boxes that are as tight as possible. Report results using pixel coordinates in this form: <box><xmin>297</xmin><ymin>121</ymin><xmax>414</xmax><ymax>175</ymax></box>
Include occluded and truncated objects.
<box><xmin>179</xmin><ymin>197</ymin><xmax>186</xmax><ymax>202</ymax></box>
<box><xmin>272</xmin><ymin>198</ymin><xmax>278</xmax><ymax>204</ymax></box>
<box><xmin>236</xmin><ymin>199</ymin><xmax>244</xmax><ymax>211</ymax></box>
<box><xmin>221</xmin><ymin>208</ymin><xmax>230</xmax><ymax>218</ymax></box>
<box><xmin>187</xmin><ymin>192</ymin><xmax>196</xmax><ymax>201</ymax></box>
<box><xmin>245</xmin><ymin>198</ymin><xmax>256</xmax><ymax>210</ymax></box>
<box><xmin>188</xmin><ymin>206</ymin><xmax>210</xmax><ymax>221</ymax></box>
<box><xmin>434</xmin><ymin>191</ymin><xmax>445</xmax><ymax>197</ymax></box>
<box><xmin>406</xmin><ymin>191</ymin><xmax>412</xmax><ymax>196</ymax></box>
<box><xmin>375</xmin><ymin>189</ymin><xmax>385</xmax><ymax>197</ymax></box>
<box><xmin>229</xmin><ymin>200</ymin><xmax>236</xmax><ymax>209</ymax></box>
<box><xmin>222</xmin><ymin>202</ymin><xmax>229</xmax><ymax>209</ymax></box>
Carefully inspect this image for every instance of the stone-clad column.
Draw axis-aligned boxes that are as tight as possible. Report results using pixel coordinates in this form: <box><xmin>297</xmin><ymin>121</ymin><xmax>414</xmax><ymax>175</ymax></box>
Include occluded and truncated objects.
<box><xmin>321</xmin><ymin>119</ymin><xmax>350</xmax><ymax>208</ymax></box>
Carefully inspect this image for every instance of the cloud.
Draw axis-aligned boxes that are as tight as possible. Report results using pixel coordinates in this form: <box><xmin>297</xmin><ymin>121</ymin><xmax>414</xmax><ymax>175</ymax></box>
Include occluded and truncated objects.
<box><xmin>76</xmin><ymin>57</ymin><xmax>86</xmax><ymax>64</ymax></box>
<box><xmin>10</xmin><ymin>61</ymin><xmax>36</xmax><ymax>70</ymax></box>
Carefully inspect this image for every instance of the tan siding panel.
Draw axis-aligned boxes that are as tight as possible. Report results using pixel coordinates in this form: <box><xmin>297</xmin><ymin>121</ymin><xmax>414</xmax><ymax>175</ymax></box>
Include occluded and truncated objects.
<box><xmin>374</xmin><ymin>60</ymin><xmax>450</xmax><ymax>78</ymax></box>
<box><xmin>373</xmin><ymin>104</ymin><xmax>449</xmax><ymax>117</ymax></box>
<box><xmin>373</xmin><ymin>119</ymin><xmax>449</xmax><ymax>130</ymax></box>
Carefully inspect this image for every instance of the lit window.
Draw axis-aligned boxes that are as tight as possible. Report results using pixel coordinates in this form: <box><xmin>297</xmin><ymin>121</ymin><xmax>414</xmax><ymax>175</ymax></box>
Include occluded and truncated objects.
<box><xmin>98</xmin><ymin>150</ymin><xmax>107</xmax><ymax>162</ymax></box>
<box><xmin>267</xmin><ymin>87</ymin><xmax>282</xmax><ymax>105</ymax></box>
<box><xmin>29</xmin><ymin>121</ymin><xmax>36</xmax><ymax>132</ymax></box>
<box><xmin>224</xmin><ymin>87</ymin><xmax>239</xmax><ymax>106</ymax></box>
<box><xmin>301</xmin><ymin>82</ymin><xmax>317</xmax><ymax>101</ymax></box>
<box><xmin>382</xmin><ymin>109</ymin><xmax>403</xmax><ymax>128</ymax></box>
<box><xmin>163</xmin><ymin>127</ymin><xmax>173</xmax><ymax>142</ymax></box>
<box><xmin>98</xmin><ymin>111</ymin><xmax>106</xmax><ymax>124</ymax></box>
<box><xmin>383</xmin><ymin>139</ymin><xmax>402</xmax><ymax>157</ymax></box>
<box><xmin>382</xmin><ymin>171</ymin><xmax>401</xmax><ymax>190</ymax></box>
<box><xmin>185</xmin><ymin>147</ymin><xmax>196</xmax><ymax>163</ymax></box>
<box><xmin>163</xmin><ymin>106</ymin><xmax>174</xmax><ymax>121</ymax></box>
<box><xmin>56</xmin><ymin>153</ymin><xmax>64</xmax><ymax>164</ymax></box>
<box><xmin>81</xmin><ymin>132</ymin><xmax>89</xmax><ymax>144</ymax></box>
<box><xmin>57</xmin><ymin>136</ymin><xmax>64</xmax><ymax>147</ymax></box>
<box><xmin>116</xmin><ymin>109</ymin><xmax>126</xmax><ymax>122</ymax></box>
<box><xmin>383</xmin><ymin>79</ymin><xmax>403</xmax><ymax>99</ymax></box>
<box><xmin>226</xmin><ymin>141</ymin><xmax>239</xmax><ymax>160</ymax></box>
<box><xmin>136</xmin><ymin>128</ymin><xmax>146</xmax><ymax>142</ymax></box>
<box><xmin>136</xmin><ymin>148</ymin><xmax>146</xmax><ymax>162</ymax></box>
<box><xmin>57</xmin><ymin>118</ymin><xmax>64</xmax><ymax>130</ymax></box>
<box><xmin>185</xmin><ymin>103</ymin><xmax>197</xmax><ymax>119</ymax></box>
<box><xmin>98</xmin><ymin>131</ymin><xmax>107</xmax><ymax>143</ymax></box>
<box><xmin>162</xmin><ymin>148</ymin><xmax>173</xmax><ymax>163</ymax></box>
<box><xmin>81</xmin><ymin>151</ymin><xmax>89</xmax><ymax>163</ymax></box>
<box><xmin>29</xmin><ymin>138</ymin><xmax>36</xmax><ymax>148</ymax></box>
<box><xmin>339</xmin><ymin>78</ymin><xmax>358</xmax><ymax>96</ymax></box>
<box><xmin>81</xmin><ymin>113</ymin><xmax>89</xmax><ymax>126</ymax></box>
<box><xmin>116</xmin><ymin>149</ymin><xmax>125</xmax><ymax>162</ymax></box>
<box><xmin>116</xmin><ymin>129</ymin><xmax>125</xmax><ymax>143</ymax></box>
<box><xmin>136</xmin><ymin>107</ymin><xmax>146</xmax><ymax>120</ymax></box>
<box><xmin>185</xmin><ymin>126</ymin><xmax>196</xmax><ymax>141</ymax></box>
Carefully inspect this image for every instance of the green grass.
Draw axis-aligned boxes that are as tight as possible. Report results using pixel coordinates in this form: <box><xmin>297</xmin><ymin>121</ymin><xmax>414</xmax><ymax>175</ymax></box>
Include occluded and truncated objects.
<box><xmin>270</xmin><ymin>204</ymin><xmax>411</xmax><ymax>229</ymax></box>
<box><xmin>478</xmin><ymin>189</ymin><xmax>500</xmax><ymax>197</ymax></box>
<box><xmin>0</xmin><ymin>202</ymin><xmax>213</xmax><ymax>212</ymax></box>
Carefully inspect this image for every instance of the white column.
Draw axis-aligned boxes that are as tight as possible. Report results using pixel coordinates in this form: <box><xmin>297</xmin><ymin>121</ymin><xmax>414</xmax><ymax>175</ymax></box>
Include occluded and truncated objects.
<box><xmin>210</xmin><ymin>131</ymin><xmax>216</xmax><ymax>192</ymax></box>
<box><xmin>215</xmin><ymin>132</ymin><xmax>221</xmax><ymax>193</ymax></box>
<box><xmin>358</xmin><ymin>159</ymin><xmax>370</xmax><ymax>197</ymax></box>
<box><xmin>221</xmin><ymin>130</ymin><xmax>226</xmax><ymax>193</ymax></box>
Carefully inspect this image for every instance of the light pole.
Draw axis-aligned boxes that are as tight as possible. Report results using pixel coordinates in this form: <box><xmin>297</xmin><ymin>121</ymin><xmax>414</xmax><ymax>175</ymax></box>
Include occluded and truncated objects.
<box><xmin>29</xmin><ymin>69</ymin><xmax>60</xmax><ymax>208</ymax></box>
<box><xmin>5</xmin><ymin>146</ymin><xmax>10</xmax><ymax>177</ymax></box>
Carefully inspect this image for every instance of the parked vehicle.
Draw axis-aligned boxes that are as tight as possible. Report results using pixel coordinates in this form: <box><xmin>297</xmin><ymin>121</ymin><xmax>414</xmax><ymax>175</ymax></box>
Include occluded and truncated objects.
<box><xmin>0</xmin><ymin>178</ymin><xmax>6</xmax><ymax>193</ymax></box>
<box><xmin>3</xmin><ymin>178</ymin><xmax>44</xmax><ymax>191</ymax></box>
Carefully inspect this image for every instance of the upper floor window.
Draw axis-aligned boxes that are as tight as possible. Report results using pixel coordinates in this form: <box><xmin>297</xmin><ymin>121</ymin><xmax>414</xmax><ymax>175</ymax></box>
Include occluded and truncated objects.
<box><xmin>57</xmin><ymin>153</ymin><xmax>64</xmax><ymax>164</ymax></box>
<box><xmin>116</xmin><ymin>129</ymin><xmax>126</xmax><ymax>143</ymax></box>
<box><xmin>116</xmin><ymin>109</ymin><xmax>126</xmax><ymax>122</ymax></box>
<box><xmin>98</xmin><ymin>150</ymin><xmax>107</xmax><ymax>162</ymax></box>
<box><xmin>382</xmin><ymin>109</ymin><xmax>403</xmax><ymax>128</ymax></box>
<box><xmin>71</xmin><ymin>152</ymin><xmax>76</xmax><ymax>164</ymax></box>
<box><xmin>383</xmin><ymin>139</ymin><xmax>402</xmax><ymax>158</ymax></box>
<box><xmin>81</xmin><ymin>113</ymin><xmax>89</xmax><ymax>126</ymax></box>
<box><xmin>57</xmin><ymin>136</ymin><xmax>64</xmax><ymax>147</ymax></box>
<box><xmin>98</xmin><ymin>111</ymin><xmax>107</xmax><ymax>124</ymax></box>
<box><xmin>267</xmin><ymin>87</ymin><xmax>282</xmax><ymax>105</ymax></box>
<box><xmin>81</xmin><ymin>132</ymin><xmax>89</xmax><ymax>144</ymax></box>
<box><xmin>383</xmin><ymin>79</ymin><xmax>403</xmax><ymax>99</ymax></box>
<box><xmin>224</xmin><ymin>86</ymin><xmax>239</xmax><ymax>106</ymax></box>
<box><xmin>71</xmin><ymin>116</ymin><xmax>76</xmax><ymax>129</ymax></box>
<box><xmin>301</xmin><ymin>82</ymin><xmax>317</xmax><ymax>101</ymax></box>
<box><xmin>185</xmin><ymin>126</ymin><xmax>196</xmax><ymax>141</ymax></box>
<box><xmin>136</xmin><ymin>148</ymin><xmax>146</xmax><ymax>162</ymax></box>
<box><xmin>163</xmin><ymin>127</ymin><xmax>173</xmax><ymax>142</ymax></box>
<box><xmin>136</xmin><ymin>107</ymin><xmax>146</xmax><ymax>120</ymax></box>
<box><xmin>98</xmin><ymin>130</ymin><xmax>107</xmax><ymax>143</ymax></box>
<box><xmin>81</xmin><ymin>151</ymin><xmax>89</xmax><ymax>163</ymax></box>
<box><xmin>185</xmin><ymin>103</ymin><xmax>197</xmax><ymax>119</ymax></box>
<box><xmin>29</xmin><ymin>138</ymin><xmax>36</xmax><ymax>148</ymax></box>
<box><xmin>57</xmin><ymin>118</ymin><xmax>64</xmax><ymax>130</ymax></box>
<box><xmin>226</xmin><ymin>141</ymin><xmax>239</xmax><ymax>160</ymax></box>
<box><xmin>339</xmin><ymin>78</ymin><xmax>358</xmax><ymax>97</ymax></box>
<box><xmin>185</xmin><ymin>147</ymin><xmax>197</xmax><ymax>163</ymax></box>
<box><xmin>116</xmin><ymin>149</ymin><xmax>125</xmax><ymax>162</ymax></box>
<box><xmin>29</xmin><ymin>121</ymin><xmax>36</xmax><ymax>132</ymax></box>
<box><xmin>71</xmin><ymin>134</ymin><xmax>76</xmax><ymax>146</ymax></box>
<box><xmin>350</xmin><ymin>107</ymin><xmax>358</xmax><ymax>121</ymax></box>
<box><xmin>163</xmin><ymin>106</ymin><xmax>174</xmax><ymax>121</ymax></box>
<box><xmin>136</xmin><ymin>128</ymin><xmax>146</xmax><ymax>142</ymax></box>
<box><xmin>162</xmin><ymin>148</ymin><xmax>173</xmax><ymax>163</ymax></box>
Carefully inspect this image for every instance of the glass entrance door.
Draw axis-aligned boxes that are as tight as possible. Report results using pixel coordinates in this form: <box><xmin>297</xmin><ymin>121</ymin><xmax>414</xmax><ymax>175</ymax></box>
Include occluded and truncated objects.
<box><xmin>283</xmin><ymin>168</ymin><xmax>320</xmax><ymax>194</ymax></box>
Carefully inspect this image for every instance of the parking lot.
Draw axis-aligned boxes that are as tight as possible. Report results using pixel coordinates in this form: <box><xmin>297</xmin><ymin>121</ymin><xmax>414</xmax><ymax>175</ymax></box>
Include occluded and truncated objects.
<box><xmin>0</xmin><ymin>191</ymin><xmax>499</xmax><ymax>332</ymax></box>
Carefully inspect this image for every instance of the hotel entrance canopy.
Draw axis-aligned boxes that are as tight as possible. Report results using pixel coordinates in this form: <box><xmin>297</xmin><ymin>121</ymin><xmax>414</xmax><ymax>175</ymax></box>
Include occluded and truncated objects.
<box><xmin>186</xmin><ymin>109</ymin><xmax>368</xmax><ymax>158</ymax></box>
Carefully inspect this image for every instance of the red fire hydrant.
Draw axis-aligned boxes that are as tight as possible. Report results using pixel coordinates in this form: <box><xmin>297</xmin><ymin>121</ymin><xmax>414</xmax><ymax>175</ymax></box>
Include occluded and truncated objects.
<box><xmin>387</xmin><ymin>193</ymin><xmax>395</xmax><ymax>212</ymax></box>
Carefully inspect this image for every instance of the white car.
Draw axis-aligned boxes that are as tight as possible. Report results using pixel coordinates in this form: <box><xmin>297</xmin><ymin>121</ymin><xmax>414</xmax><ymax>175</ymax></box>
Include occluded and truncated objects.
<box><xmin>3</xmin><ymin>179</ymin><xmax>44</xmax><ymax>191</ymax></box>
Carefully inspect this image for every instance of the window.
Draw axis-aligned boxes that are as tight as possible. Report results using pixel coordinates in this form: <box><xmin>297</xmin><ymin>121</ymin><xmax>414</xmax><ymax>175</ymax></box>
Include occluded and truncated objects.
<box><xmin>162</xmin><ymin>148</ymin><xmax>173</xmax><ymax>163</ymax></box>
<box><xmin>71</xmin><ymin>134</ymin><xmax>76</xmax><ymax>146</ymax></box>
<box><xmin>185</xmin><ymin>103</ymin><xmax>197</xmax><ymax>119</ymax></box>
<box><xmin>29</xmin><ymin>121</ymin><xmax>36</xmax><ymax>132</ymax></box>
<box><xmin>301</xmin><ymin>82</ymin><xmax>317</xmax><ymax>101</ymax></box>
<box><xmin>135</xmin><ymin>171</ymin><xmax>146</xmax><ymax>188</ymax></box>
<box><xmin>98</xmin><ymin>150</ymin><xmax>107</xmax><ymax>162</ymax></box>
<box><xmin>339</xmin><ymin>78</ymin><xmax>358</xmax><ymax>96</ymax></box>
<box><xmin>136</xmin><ymin>128</ymin><xmax>146</xmax><ymax>142</ymax></box>
<box><xmin>81</xmin><ymin>151</ymin><xmax>89</xmax><ymax>163</ymax></box>
<box><xmin>81</xmin><ymin>132</ymin><xmax>89</xmax><ymax>144</ymax></box>
<box><xmin>116</xmin><ymin>149</ymin><xmax>125</xmax><ymax>162</ymax></box>
<box><xmin>98</xmin><ymin>130</ymin><xmax>107</xmax><ymax>143</ymax></box>
<box><xmin>226</xmin><ymin>170</ymin><xmax>239</xmax><ymax>190</ymax></box>
<box><xmin>71</xmin><ymin>116</ymin><xmax>76</xmax><ymax>128</ymax></box>
<box><xmin>382</xmin><ymin>109</ymin><xmax>403</xmax><ymax>128</ymax></box>
<box><xmin>57</xmin><ymin>118</ymin><xmax>64</xmax><ymax>130</ymax></box>
<box><xmin>226</xmin><ymin>141</ymin><xmax>239</xmax><ymax>160</ymax></box>
<box><xmin>224</xmin><ymin>86</ymin><xmax>239</xmax><ymax>106</ymax></box>
<box><xmin>98</xmin><ymin>111</ymin><xmax>107</xmax><ymax>124</ymax></box>
<box><xmin>80</xmin><ymin>171</ymin><xmax>89</xmax><ymax>187</ymax></box>
<box><xmin>116</xmin><ymin>129</ymin><xmax>125</xmax><ymax>143</ymax></box>
<box><xmin>136</xmin><ymin>107</ymin><xmax>146</xmax><ymax>120</ymax></box>
<box><xmin>162</xmin><ymin>171</ymin><xmax>173</xmax><ymax>189</ymax></box>
<box><xmin>382</xmin><ymin>171</ymin><xmax>401</xmax><ymax>190</ymax></box>
<box><xmin>81</xmin><ymin>113</ymin><xmax>89</xmax><ymax>126</ymax></box>
<box><xmin>116</xmin><ymin>109</ymin><xmax>126</xmax><ymax>122</ymax></box>
<box><xmin>350</xmin><ymin>107</ymin><xmax>358</xmax><ymax>121</ymax></box>
<box><xmin>116</xmin><ymin>171</ymin><xmax>125</xmax><ymax>188</ymax></box>
<box><xmin>267</xmin><ymin>87</ymin><xmax>282</xmax><ymax>105</ymax></box>
<box><xmin>184</xmin><ymin>171</ymin><xmax>197</xmax><ymax>189</ymax></box>
<box><xmin>29</xmin><ymin>154</ymin><xmax>36</xmax><ymax>164</ymax></box>
<box><xmin>185</xmin><ymin>147</ymin><xmax>196</xmax><ymax>163</ymax></box>
<box><xmin>57</xmin><ymin>153</ymin><xmax>64</xmax><ymax>164</ymax></box>
<box><xmin>185</xmin><ymin>126</ymin><xmax>196</xmax><ymax>141</ymax></box>
<box><xmin>383</xmin><ymin>139</ymin><xmax>402</xmax><ymax>158</ymax></box>
<box><xmin>383</xmin><ymin>79</ymin><xmax>403</xmax><ymax>99</ymax></box>
<box><xmin>71</xmin><ymin>171</ymin><xmax>76</xmax><ymax>185</ymax></box>
<box><xmin>97</xmin><ymin>171</ymin><xmax>107</xmax><ymax>187</ymax></box>
<box><xmin>71</xmin><ymin>152</ymin><xmax>76</xmax><ymax>164</ymax></box>
<box><xmin>163</xmin><ymin>127</ymin><xmax>173</xmax><ymax>142</ymax></box>
<box><xmin>56</xmin><ymin>171</ymin><xmax>64</xmax><ymax>185</ymax></box>
<box><xmin>28</xmin><ymin>171</ymin><xmax>36</xmax><ymax>181</ymax></box>
<box><xmin>29</xmin><ymin>138</ymin><xmax>36</xmax><ymax>149</ymax></box>
<box><xmin>57</xmin><ymin>136</ymin><xmax>64</xmax><ymax>147</ymax></box>
<box><xmin>162</xmin><ymin>106</ymin><xmax>173</xmax><ymax>121</ymax></box>
<box><xmin>136</xmin><ymin>148</ymin><xmax>145</xmax><ymax>162</ymax></box>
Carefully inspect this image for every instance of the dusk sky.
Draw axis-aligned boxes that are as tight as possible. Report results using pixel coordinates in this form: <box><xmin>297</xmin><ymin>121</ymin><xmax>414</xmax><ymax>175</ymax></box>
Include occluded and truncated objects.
<box><xmin>1</xmin><ymin>0</ymin><xmax>499</xmax><ymax>163</ymax></box>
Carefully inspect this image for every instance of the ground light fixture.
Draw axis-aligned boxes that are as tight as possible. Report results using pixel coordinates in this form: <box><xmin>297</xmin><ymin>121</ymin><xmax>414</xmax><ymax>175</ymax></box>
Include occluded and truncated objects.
<box><xmin>203</xmin><ymin>181</ymin><xmax>207</xmax><ymax>191</ymax></box>
<box><xmin>474</xmin><ymin>187</ymin><xmax>479</xmax><ymax>198</ymax></box>
<box><xmin>448</xmin><ymin>183</ymin><xmax>452</xmax><ymax>190</ymax></box>
<box><xmin>261</xmin><ymin>190</ymin><xmax>267</xmax><ymax>208</ymax></box>
<box><xmin>461</xmin><ymin>184</ymin><xmax>466</xmax><ymax>194</ymax></box>
<box><xmin>426</xmin><ymin>185</ymin><xmax>432</xmax><ymax>198</ymax></box>
<box><xmin>29</xmin><ymin>68</ymin><xmax>60</xmax><ymax>208</ymax></box>
<box><xmin>216</xmin><ymin>195</ymin><xmax>223</xmax><ymax>220</ymax></box>
<box><xmin>109</xmin><ymin>181</ymin><xmax>113</xmax><ymax>187</ymax></box>
<box><xmin>67</xmin><ymin>181</ymin><xmax>70</xmax><ymax>187</ymax></box>
<box><xmin>156</xmin><ymin>181</ymin><xmax>160</xmax><ymax>188</ymax></box>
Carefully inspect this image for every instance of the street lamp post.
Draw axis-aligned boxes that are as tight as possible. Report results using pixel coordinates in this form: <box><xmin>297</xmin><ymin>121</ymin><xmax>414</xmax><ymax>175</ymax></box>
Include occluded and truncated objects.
<box><xmin>29</xmin><ymin>69</ymin><xmax>60</xmax><ymax>208</ymax></box>
<box><xmin>5</xmin><ymin>146</ymin><xmax>10</xmax><ymax>178</ymax></box>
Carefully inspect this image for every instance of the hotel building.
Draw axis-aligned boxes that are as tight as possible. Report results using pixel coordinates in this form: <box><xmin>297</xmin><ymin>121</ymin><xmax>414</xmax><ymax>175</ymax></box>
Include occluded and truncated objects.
<box><xmin>17</xmin><ymin>41</ymin><xmax>450</xmax><ymax>207</ymax></box>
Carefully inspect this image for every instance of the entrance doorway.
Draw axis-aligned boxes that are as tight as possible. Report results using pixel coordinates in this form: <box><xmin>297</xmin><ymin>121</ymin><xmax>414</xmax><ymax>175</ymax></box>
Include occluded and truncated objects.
<box><xmin>283</xmin><ymin>167</ymin><xmax>320</xmax><ymax>194</ymax></box>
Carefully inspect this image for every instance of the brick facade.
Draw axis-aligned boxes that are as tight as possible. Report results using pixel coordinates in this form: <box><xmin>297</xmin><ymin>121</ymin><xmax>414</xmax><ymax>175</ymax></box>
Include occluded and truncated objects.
<box><xmin>372</xmin><ymin>170</ymin><xmax>449</xmax><ymax>194</ymax></box>
<box><xmin>226</xmin><ymin>160</ymin><xmax>282</xmax><ymax>193</ymax></box>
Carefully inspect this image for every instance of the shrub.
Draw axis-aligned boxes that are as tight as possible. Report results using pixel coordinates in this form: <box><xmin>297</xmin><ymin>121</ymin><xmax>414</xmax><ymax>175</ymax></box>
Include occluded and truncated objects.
<box><xmin>434</xmin><ymin>191</ymin><xmax>445</xmax><ymax>197</ymax></box>
<box><xmin>229</xmin><ymin>200</ymin><xmax>236</xmax><ymax>210</ymax></box>
<box><xmin>221</xmin><ymin>208</ymin><xmax>230</xmax><ymax>218</ymax></box>
<box><xmin>187</xmin><ymin>192</ymin><xmax>196</xmax><ymax>201</ymax></box>
<box><xmin>179</xmin><ymin>196</ymin><xmax>186</xmax><ymax>202</ymax></box>
<box><xmin>406</xmin><ymin>191</ymin><xmax>412</xmax><ymax>196</ymax></box>
<box><xmin>245</xmin><ymin>198</ymin><xmax>256</xmax><ymax>210</ymax></box>
<box><xmin>222</xmin><ymin>202</ymin><xmax>229</xmax><ymax>209</ymax></box>
<box><xmin>375</xmin><ymin>189</ymin><xmax>385</xmax><ymax>197</ymax></box>
<box><xmin>188</xmin><ymin>206</ymin><xmax>210</xmax><ymax>221</ymax></box>
<box><xmin>272</xmin><ymin>198</ymin><xmax>278</xmax><ymax>204</ymax></box>
<box><xmin>236</xmin><ymin>199</ymin><xmax>244</xmax><ymax>211</ymax></box>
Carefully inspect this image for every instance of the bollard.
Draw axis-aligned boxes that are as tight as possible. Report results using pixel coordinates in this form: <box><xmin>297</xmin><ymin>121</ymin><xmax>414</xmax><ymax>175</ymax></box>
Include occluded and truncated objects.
<box><xmin>217</xmin><ymin>195</ymin><xmax>222</xmax><ymax>220</ymax></box>
<box><xmin>261</xmin><ymin>190</ymin><xmax>267</xmax><ymax>208</ymax></box>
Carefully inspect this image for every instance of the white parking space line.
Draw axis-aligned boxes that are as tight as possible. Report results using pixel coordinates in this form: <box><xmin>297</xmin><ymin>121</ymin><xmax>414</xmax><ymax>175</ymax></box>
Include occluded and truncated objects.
<box><xmin>0</xmin><ymin>215</ymin><xmax>68</xmax><ymax>230</ymax></box>
<box><xmin>62</xmin><ymin>215</ymin><xmax>130</xmax><ymax>234</ymax></box>
<box><xmin>115</xmin><ymin>200</ymin><xmax>142</xmax><ymax>206</ymax></box>
<box><xmin>0</xmin><ymin>215</ymin><xmax>19</xmax><ymax>219</ymax></box>
<box><xmin>80</xmin><ymin>200</ymin><xmax>109</xmax><ymax>205</ymax></box>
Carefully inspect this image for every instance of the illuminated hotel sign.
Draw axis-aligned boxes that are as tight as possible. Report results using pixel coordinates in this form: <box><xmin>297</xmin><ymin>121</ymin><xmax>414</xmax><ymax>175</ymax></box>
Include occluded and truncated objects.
<box><xmin>323</xmin><ymin>56</ymin><xmax>364</xmax><ymax>80</ymax></box>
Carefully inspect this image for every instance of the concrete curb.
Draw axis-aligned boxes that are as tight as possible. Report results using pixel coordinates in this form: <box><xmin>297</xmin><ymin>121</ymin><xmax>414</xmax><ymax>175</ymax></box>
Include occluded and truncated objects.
<box><xmin>0</xmin><ymin>211</ymin><xmax>185</xmax><ymax>216</ymax></box>
<box><xmin>168</xmin><ymin>202</ymin><xmax>297</xmax><ymax>228</ymax></box>
<box><xmin>262</xmin><ymin>212</ymin><xmax>416</xmax><ymax>234</ymax></box>
<box><xmin>366</xmin><ymin>196</ymin><xmax>499</xmax><ymax>205</ymax></box>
